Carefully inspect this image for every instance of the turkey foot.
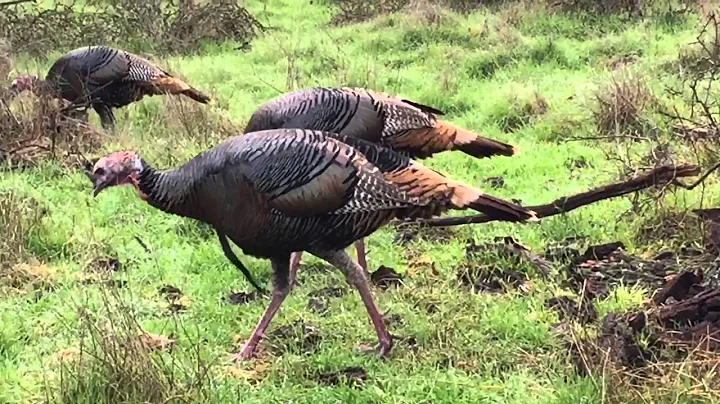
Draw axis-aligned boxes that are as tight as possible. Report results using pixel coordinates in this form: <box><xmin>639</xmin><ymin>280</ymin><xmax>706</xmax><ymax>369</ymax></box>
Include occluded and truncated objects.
<box><xmin>358</xmin><ymin>340</ymin><xmax>393</xmax><ymax>359</ymax></box>
<box><xmin>232</xmin><ymin>343</ymin><xmax>260</xmax><ymax>362</ymax></box>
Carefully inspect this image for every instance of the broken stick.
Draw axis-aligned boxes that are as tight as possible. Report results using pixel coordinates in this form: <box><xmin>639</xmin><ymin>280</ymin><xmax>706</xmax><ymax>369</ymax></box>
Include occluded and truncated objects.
<box><xmin>410</xmin><ymin>164</ymin><xmax>702</xmax><ymax>227</ymax></box>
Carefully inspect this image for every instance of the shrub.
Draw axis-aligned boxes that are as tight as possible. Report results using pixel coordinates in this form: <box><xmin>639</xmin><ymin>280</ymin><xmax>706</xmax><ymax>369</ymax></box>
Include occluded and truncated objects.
<box><xmin>0</xmin><ymin>0</ymin><xmax>264</xmax><ymax>58</ymax></box>
<box><xmin>592</xmin><ymin>73</ymin><xmax>653</xmax><ymax>137</ymax></box>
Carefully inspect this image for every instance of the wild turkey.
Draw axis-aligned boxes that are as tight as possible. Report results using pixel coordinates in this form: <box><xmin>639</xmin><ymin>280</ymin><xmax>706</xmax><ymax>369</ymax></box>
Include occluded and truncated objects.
<box><xmin>226</xmin><ymin>86</ymin><xmax>520</xmax><ymax>281</ymax></box>
<box><xmin>9</xmin><ymin>45</ymin><xmax>211</xmax><ymax>129</ymax></box>
<box><xmin>86</xmin><ymin>128</ymin><xmax>537</xmax><ymax>360</ymax></box>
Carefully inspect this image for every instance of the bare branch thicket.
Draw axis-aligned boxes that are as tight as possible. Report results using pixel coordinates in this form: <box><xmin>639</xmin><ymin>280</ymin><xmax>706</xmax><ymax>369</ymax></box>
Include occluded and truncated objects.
<box><xmin>0</xmin><ymin>0</ymin><xmax>265</xmax><ymax>58</ymax></box>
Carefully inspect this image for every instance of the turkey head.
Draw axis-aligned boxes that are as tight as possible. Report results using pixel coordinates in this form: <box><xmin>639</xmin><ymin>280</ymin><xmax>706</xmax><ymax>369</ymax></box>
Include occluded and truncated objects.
<box><xmin>88</xmin><ymin>151</ymin><xmax>143</xmax><ymax>197</ymax></box>
<box><xmin>9</xmin><ymin>75</ymin><xmax>39</xmax><ymax>97</ymax></box>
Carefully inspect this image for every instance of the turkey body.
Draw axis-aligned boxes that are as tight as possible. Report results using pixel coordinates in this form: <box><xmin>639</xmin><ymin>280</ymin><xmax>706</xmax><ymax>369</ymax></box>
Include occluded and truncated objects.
<box><xmin>89</xmin><ymin>128</ymin><xmax>536</xmax><ymax>360</ymax></box>
<box><xmin>228</xmin><ymin>86</ymin><xmax>520</xmax><ymax>283</ymax></box>
<box><xmin>41</xmin><ymin>45</ymin><xmax>210</xmax><ymax>128</ymax></box>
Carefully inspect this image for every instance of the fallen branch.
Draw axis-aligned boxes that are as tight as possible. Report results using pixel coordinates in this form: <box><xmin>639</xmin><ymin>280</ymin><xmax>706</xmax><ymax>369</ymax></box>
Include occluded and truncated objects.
<box><xmin>409</xmin><ymin>164</ymin><xmax>704</xmax><ymax>227</ymax></box>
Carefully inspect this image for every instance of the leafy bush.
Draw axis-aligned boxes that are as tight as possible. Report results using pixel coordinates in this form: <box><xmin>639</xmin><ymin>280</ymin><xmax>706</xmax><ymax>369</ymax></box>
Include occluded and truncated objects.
<box><xmin>0</xmin><ymin>0</ymin><xmax>265</xmax><ymax>57</ymax></box>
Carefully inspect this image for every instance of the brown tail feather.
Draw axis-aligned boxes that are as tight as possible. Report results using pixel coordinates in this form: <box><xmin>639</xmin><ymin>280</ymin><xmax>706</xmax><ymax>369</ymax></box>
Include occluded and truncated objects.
<box><xmin>467</xmin><ymin>193</ymin><xmax>537</xmax><ymax>222</ymax></box>
<box><xmin>384</xmin><ymin>162</ymin><xmax>537</xmax><ymax>222</ymax></box>
<box><xmin>390</xmin><ymin>120</ymin><xmax>518</xmax><ymax>159</ymax></box>
<box><xmin>438</xmin><ymin>120</ymin><xmax>518</xmax><ymax>158</ymax></box>
<box><xmin>149</xmin><ymin>77</ymin><xmax>211</xmax><ymax>104</ymax></box>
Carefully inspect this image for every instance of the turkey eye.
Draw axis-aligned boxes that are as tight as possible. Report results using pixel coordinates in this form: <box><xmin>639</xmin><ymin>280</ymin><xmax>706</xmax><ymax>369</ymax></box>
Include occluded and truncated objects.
<box><xmin>94</xmin><ymin>167</ymin><xmax>106</xmax><ymax>176</ymax></box>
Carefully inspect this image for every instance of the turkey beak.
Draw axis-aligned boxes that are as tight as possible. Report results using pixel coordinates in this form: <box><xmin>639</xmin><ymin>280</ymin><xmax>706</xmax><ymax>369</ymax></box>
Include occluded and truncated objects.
<box><xmin>92</xmin><ymin>179</ymin><xmax>110</xmax><ymax>198</ymax></box>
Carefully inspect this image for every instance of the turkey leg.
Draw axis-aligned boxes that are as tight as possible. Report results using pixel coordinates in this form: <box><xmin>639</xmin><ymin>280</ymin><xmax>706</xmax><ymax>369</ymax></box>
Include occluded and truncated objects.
<box><xmin>288</xmin><ymin>240</ymin><xmax>369</xmax><ymax>285</ymax></box>
<box><xmin>309</xmin><ymin>248</ymin><xmax>393</xmax><ymax>358</ymax></box>
<box><xmin>93</xmin><ymin>103</ymin><xmax>116</xmax><ymax>129</ymax></box>
<box><xmin>233</xmin><ymin>254</ymin><xmax>291</xmax><ymax>362</ymax></box>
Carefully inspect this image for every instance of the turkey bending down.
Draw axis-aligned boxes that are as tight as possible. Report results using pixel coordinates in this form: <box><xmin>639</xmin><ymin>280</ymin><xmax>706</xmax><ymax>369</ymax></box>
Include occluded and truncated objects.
<box><xmin>9</xmin><ymin>45</ymin><xmax>211</xmax><ymax>129</ymax></box>
<box><xmin>224</xmin><ymin>86</ymin><xmax>521</xmax><ymax>288</ymax></box>
<box><xmin>86</xmin><ymin>128</ymin><xmax>538</xmax><ymax>360</ymax></box>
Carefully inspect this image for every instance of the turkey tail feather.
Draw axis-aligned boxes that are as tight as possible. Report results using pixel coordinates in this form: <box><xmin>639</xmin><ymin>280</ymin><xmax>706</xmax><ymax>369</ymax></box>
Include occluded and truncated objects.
<box><xmin>436</xmin><ymin>120</ymin><xmax>518</xmax><ymax>158</ymax></box>
<box><xmin>149</xmin><ymin>77</ymin><xmax>211</xmax><ymax>104</ymax></box>
<box><xmin>467</xmin><ymin>193</ymin><xmax>537</xmax><ymax>222</ymax></box>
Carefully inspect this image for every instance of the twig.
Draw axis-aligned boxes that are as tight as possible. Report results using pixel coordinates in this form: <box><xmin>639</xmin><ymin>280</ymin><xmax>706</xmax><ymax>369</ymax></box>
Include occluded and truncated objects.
<box><xmin>408</xmin><ymin>164</ymin><xmax>702</xmax><ymax>227</ymax></box>
<box><xmin>672</xmin><ymin>161</ymin><xmax>720</xmax><ymax>190</ymax></box>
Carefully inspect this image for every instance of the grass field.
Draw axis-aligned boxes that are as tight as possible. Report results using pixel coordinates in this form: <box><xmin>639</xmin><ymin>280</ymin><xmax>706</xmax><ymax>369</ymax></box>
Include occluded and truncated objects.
<box><xmin>2</xmin><ymin>1</ymin><xmax>720</xmax><ymax>403</ymax></box>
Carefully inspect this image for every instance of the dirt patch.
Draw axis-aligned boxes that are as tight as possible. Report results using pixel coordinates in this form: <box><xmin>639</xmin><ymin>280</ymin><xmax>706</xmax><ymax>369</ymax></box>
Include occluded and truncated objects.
<box><xmin>546</xmin><ymin>295</ymin><xmax>598</xmax><ymax>324</ymax></box>
<box><xmin>314</xmin><ymin>366</ymin><xmax>367</xmax><ymax>387</ymax></box>
<box><xmin>226</xmin><ymin>290</ymin><xmax>264</xmax><ymax>305</ymax></box>
<box><xmin>307</xmin><ymin>287</ymin><xmax>347</xmax><ymax>315</ymax></box>
<box><xmin>393</xmin><ymin>222</ymin><xmax>456</xmax><ymax>246</ymax></box>
<box><xmin>159</xmin><ymin>284</ymin><xmax>191</xmax><ymax>313</ymax></box>
<box><xmin>87</xmin><ymin>257</ymin><xmax>122</xmax><ymax>273</ymax></box>
<box><xmin>370</xmin><ymin>265</ymin><xmax>404</xmax><ymax>289</ymax></box>
<box><xmin>483</xmin><ymin>176</ymin><xmax>505</xmax><ymax>188</ymax></box>
<box><xmin>267</xmin><ymin>321</ymin><xmax>322</xmax><ymax>355</ymax></box>
<box><xmin>457</xmin><ymin>237</ymin><xmax>548</xmax><ymax>293</ymax></box>
<box><xmin>558</xmin><ymin>241</ymin><xmax>717</xmax><ymax>300</ymax></box>
<box><xmin>558</xmin><ymin>260</ymin><xmax>720</xmax><ymax>401</ymax></box>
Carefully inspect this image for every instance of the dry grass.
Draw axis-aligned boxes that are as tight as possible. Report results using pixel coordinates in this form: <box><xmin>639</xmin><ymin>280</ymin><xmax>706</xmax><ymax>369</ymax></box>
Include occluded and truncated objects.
<box><xmin>592</xmin><ymin>73</ymin><xmax>654</xmax><ymax>138</ymax></box>
<box><xmin>0</xmin><ymin>189</ymin><xmax>53</xmax><ymax>294</ymax></box>
<box><xmin>56</xmin><ymin>286</ymin><xmax>218</xmax><ymax>404</ymax></box>
<box><xmin>568</xmin><ymin>315</ymin><xmax>720</xmax><ymax>403</ymax></box>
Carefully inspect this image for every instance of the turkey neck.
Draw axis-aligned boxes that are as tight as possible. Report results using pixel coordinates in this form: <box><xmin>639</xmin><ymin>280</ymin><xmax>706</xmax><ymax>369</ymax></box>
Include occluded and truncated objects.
<box><xmin>136</xmin><ymin>160</ymin><xmax>202</xmax><ymax>219</ymax></box>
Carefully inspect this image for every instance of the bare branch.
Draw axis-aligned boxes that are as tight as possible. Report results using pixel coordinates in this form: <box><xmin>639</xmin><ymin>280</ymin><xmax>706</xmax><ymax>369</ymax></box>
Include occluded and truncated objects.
<box><xmin>406</xmin><ymin>164</ymin><xmax>703</xmax><ymax>227</ymax></box>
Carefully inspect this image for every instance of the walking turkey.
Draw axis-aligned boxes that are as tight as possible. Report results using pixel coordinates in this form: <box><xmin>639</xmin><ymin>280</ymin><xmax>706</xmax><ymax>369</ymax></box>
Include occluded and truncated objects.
<box><xmin>9</xmin><ymin>45</ymin><xmax>211</xmax><ymax>129</ymax></box>
<box><xmin>226</xmin><ymin>86</ymin><xmax>521</xmax><ymax>282</ymax></box>
<box><xmin>86</xmin><ymin>128</ymin><xmax>537</xmax><ymax>360</ymax></box>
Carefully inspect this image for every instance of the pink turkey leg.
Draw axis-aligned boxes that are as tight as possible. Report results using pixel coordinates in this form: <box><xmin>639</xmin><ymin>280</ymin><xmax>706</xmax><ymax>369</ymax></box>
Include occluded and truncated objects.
<box><xmin>233</xmin><ymin>258</ymin><xmax>291</xmax><ymax>361</ymax></box>
<box><xmin>310</xmin><ymin>249</ymin><xmax>393</xmax><ymax>357</ymax></box>
<box><xmin>355</xmin><ymin>238</ymin><xmax>367</xmax><ymax>272</ymax></box>
<box><xmin>289</xmin><ymin>251</ymin><xmax>302</xmax><ymax>286</ymax></box>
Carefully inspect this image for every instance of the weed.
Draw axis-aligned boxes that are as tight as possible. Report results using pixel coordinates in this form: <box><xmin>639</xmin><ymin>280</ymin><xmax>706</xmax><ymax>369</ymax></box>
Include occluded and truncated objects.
<box><xmin>592</xmin><ymin>72</ymin><xmax>654</xmax><ymax>138</ymax></box>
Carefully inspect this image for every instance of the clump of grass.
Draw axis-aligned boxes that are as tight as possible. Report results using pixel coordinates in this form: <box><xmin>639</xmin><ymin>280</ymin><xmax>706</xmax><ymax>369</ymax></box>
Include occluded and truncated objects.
<box><xmin>592</xmin><ymin>73</ymin><xmax>653</xmax><ymax>138</ymax></box>
<box><xmin>0</xmin><ymin>190</ymin><xmax>51</xmax><ymax>293</ymax></box>
<box><xmin>488</xmin><ymin>91</ymin><xmax>549</xmax><ymax>133</ymax></box>
<box><xmin>56</xmin><ymin>286</ymin><xmax>220</xmax><ymax>404</ymax></box>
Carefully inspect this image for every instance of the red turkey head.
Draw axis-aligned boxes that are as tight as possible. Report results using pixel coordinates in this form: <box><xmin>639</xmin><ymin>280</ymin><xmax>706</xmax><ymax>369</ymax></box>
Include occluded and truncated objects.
<box><xmin>87</xmin><ymin>151</ymin><xmax>143</xmax><ymax>197</ymax></box>
<box><xmin>9</xmin><ymin>75</ymin><xmax>39</xmax><ymax>97</ymax></box>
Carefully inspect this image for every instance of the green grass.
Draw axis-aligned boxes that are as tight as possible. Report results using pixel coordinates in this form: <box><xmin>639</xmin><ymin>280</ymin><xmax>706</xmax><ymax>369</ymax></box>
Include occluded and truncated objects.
<box><xmin>2</xmin><ymin>1</ymin><xmax>720</xmax><ymax>403</ymax></box>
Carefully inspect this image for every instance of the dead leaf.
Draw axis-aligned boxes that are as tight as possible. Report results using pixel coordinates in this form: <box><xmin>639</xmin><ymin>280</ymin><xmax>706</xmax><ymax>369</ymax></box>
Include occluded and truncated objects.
<box><xmin>57</xmin><ymin>347</ymin><xmax>80</xmax><ymax>362</ymax></box>
<box><xmin>138</xmin><ymin>332</ymin><xmax>175</xmax><ymax>351</ymax></box>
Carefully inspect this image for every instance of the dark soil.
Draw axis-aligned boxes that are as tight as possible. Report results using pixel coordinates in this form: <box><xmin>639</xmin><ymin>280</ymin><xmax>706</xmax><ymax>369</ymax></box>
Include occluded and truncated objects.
<box><xmin>563</xmin><ymin>258</ymin><xmax>720</xmax><ymax>378</ymax></box>
<box><xmin>308</xmin><ymin>287</ymin><xmax>346</xmax><ymax>299</ymax></box>
<box><xmin>546</xmin><ymin>295</ymin><xmax>598</xmax><ymax>324</ymax></box>
<box><xmin>307</xmin><ymin>287</ymin><xmax>347</xmax><ymax>315</ymax></box>
<box><xmin>457</xmin><ymin>237</ymin><xmax>549</xmax><ymax>293</ymax></box>
<box><xmin>87</xmin><ymin>257</ymin><xmax>122</xmax><ymax>273</ymax></box>
<box><xmin>267</xmin><ymin>321</ymin><xmax>322</xmax><ymax>355</ymax></box>
<box><xmin>159</xmin><ymin>284</ymin><xmax>189</xmax><ymax>313</ymax></box>
<box><xmin>370</xmin><ymin>265</ymin><xmax>404</xmax><ymax>289</ymax></box>
<box><xmin>226</xmin><ymin>290</ymin><xmax>265</xmax><ymax>305</ymax></box>
<box><xmin>315</xmin><ymin>366</ymin><xmax>367</xmax><ymax>387</ymax></box>
<box><xmin>483</xmin><ymin>176</ymin><xmax>505</xmax><ymax>188</ymax></box>
<box><xmin>393</xmin><ymin>222</ymin><xmax>456</xmax><ymax>246</ymax></box>
<box><xmin>556</xmin><ymin>241</ymin><xmax>718</xmax><ymax>300</ymax></box>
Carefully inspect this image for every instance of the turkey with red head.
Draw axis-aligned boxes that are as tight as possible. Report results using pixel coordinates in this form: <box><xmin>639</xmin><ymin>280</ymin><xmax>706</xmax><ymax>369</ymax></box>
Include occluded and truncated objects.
<box><xmin>86</xmin><ymin>128</ymin><xmax>537</xmax><ymax>360</ymax></box>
